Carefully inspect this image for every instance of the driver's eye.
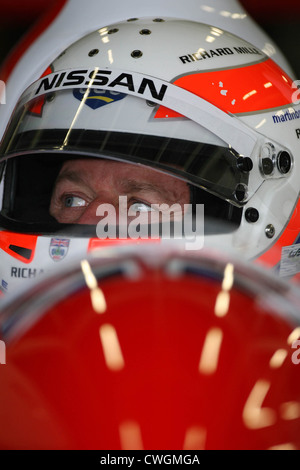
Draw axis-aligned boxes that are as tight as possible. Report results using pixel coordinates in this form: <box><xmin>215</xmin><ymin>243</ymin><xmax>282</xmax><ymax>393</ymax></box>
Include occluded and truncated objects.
<box><xmin>130</xmin><ymin>202</ymin><xmax>154</xmax><ymax>212</ymax></box>
<box><xmin>64</xmin><ymin>196</ymin><xmax>87</xmax><ymax>208</ymax></box>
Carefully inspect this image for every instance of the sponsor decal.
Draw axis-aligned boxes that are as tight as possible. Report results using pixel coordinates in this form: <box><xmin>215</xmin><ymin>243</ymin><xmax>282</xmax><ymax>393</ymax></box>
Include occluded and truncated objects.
<box><xmin>11</xmin><ymin>267</ymin><xmax>44</xmax><ymax>278</ymax></box>
<box><xmin>272</xmin><ymin>108</ymin><xmax>300</xmax><ymax>124</ymax></box>
<box><xmin>26</xmin><ymin>67</ymin><xmax>259</xmax><ymax>157</ymax></box>
<box><xmin>33</xmin><ymin>68</ymin><xmax>168</xmax><ymax>102</ymax></box>
<box><xmin>179</xmin><ymin>46</ymin><xmax>262</xmax><ymax>64</ymax></box>
<box><xmin>279</xmin><ymin>243</ymin><xmax>300</xmax><ymax>277</ymax></box>
<box><xmin>0</xmin><ymin>279</ymin><xmax>8</xmax><ymax>294</ymax></box>
<box><xmin>49</xmin><ymin>238</ymin><xmax>70</xmax><ymax>261</ymax></box>
<box><xmin>73</xmin><ymin>88</ymin><xmax>126</xmax><ymax>109</ymax></box>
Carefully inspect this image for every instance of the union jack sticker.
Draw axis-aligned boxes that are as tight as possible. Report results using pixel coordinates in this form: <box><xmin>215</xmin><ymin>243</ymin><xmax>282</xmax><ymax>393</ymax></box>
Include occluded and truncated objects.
<box><xmin>49</xmin><ymin>238</ymin><xmax>70</xmax><ymax>262</ymax></box>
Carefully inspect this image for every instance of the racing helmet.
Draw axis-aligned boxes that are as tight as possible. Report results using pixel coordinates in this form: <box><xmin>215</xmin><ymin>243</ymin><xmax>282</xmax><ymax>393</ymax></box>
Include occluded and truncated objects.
<box><xmin>1</xmin><ymin>17</ymin><xmax>300</xmax><ymax>294</ymax></box>
<box><xmin>0</xmin><ymin>244</ymin><xmax>300</xmax><ymax>450</ymax></box>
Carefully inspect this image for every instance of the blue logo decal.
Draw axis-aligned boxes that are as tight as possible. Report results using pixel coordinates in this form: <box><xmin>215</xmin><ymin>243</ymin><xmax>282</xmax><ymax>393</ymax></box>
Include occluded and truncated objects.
<box><xmin>49</xmin><ymin>238</ymin><xmax>70</xmax><ymax>262</ymax></box>
<box><xmin>0</xmin><ymin>279</ymin><xmax>8</xmax><ymax>294</ymax></box>
<box><xmin>73</xmin><ymin>88</ymin><xmax>126</xmax><ymax>109</ymax></box>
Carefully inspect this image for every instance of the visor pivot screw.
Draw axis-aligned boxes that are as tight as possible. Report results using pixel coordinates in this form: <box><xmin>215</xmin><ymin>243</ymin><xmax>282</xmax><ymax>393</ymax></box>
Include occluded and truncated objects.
<box><xmin>277</xmin><ymin>150</ymin><xmax>292</xmax><ymax>174</ymax></box>
<box><xmin>88</xmin><ymin>49</ymin><xmax>99</xmax><ymax>57</ymax></box>
<box><xmin>237</xmin><ymin>157</ymin><xmax>253</xmax><ymax>172</ymax></box>
<box><xmin>234</xmin><ymin>184</ymin><xmax>247</xmax><ymax>203</ymax></box>
<box><xmin>265</xmin><ymin>224</ymin><xmax>275</xmax><ymax>239</ymax></box>
<box><xmin>260</xmin><ymin>143</ymin><xmax>275</xmax><ymax>176</ymax></box>
<box><xmin>245</xmin><ymin>208</ymin><xmax>259</xmax><ymax>223</ymax></box>
<box><xmin>262</xmin><ymin>158</ymin><xmax>274</xmax><ymax>175</ymax></box>
<box><xmin>46</xmin><ymin>93</ymin><xmax>55</xmax><ymax>102</ymax></box>
<box><xmin>131</xmin><ymin>50</ymin><xmax>143</xmax><ymax>58</ymax></box>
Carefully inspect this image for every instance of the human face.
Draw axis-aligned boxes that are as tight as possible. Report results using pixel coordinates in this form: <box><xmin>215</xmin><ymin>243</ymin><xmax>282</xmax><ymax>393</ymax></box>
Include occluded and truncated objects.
<box><xmin>49</xmin><ymin>158</ymin><xmax>190</xmax><ymax>224</ymax></box>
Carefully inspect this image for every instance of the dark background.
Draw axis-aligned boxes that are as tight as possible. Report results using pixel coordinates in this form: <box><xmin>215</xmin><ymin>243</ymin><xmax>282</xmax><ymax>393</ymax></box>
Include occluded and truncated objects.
<box><xmin>0</xmin><ymin>0</ymin><xmax>299</xmax><ymax>76</ymax></box>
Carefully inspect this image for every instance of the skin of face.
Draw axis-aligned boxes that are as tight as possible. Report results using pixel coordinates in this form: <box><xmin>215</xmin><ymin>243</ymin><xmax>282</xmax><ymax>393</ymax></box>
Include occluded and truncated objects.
<box><xmin>49</xmin><ymin>158</ymin><xmax>190</xmax><ymax>224</ymax></box>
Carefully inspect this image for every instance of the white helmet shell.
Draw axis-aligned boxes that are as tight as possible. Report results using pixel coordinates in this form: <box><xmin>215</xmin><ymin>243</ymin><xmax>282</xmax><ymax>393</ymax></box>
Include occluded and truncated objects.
<box><xmin>1</xmin><ymin>18</ymin><xmax>300</xmax><ymax>294</ymax></box>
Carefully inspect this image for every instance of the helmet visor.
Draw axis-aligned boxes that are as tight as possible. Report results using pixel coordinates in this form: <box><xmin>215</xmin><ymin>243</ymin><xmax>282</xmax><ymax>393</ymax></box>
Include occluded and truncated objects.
<box><xmin>0</xmin><ymin>86</ymin><xmax>247</xmax><ymax>231</ymax></box>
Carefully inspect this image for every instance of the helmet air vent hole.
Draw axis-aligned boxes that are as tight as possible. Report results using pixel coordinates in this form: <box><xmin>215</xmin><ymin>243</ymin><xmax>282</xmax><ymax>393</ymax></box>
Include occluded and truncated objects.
<box><xmin>88</xmin><ymin>49</ymin><xmax>99</xmax><ymax>57</ymax></box>
<box><xmin>108</xmin><ymin>28</ymin><xmax>119</xmax><ymax>34</ymax></box>
<box><xmin>153</xmin><ymin>18</ymin><xmax>165</xmax><ymax>22</ymax></box>
<box><xmin>8</xmin><ymin>245</ymin><xmax>32</xmax><ymax>261</ymax></box>
<box><xmin>140</xmin><ymin>29</ymin><xmax>152</xmax><ymax>35</ymax></box>
<box><xmin>127</xmin><ymin>18</ymin><xmax>139</xmax><ymax>22</ymax></box>
<box><xmin>131</xmin><ymin>50</ymin><xmax>143</xmax><ymax>58</ymax></box>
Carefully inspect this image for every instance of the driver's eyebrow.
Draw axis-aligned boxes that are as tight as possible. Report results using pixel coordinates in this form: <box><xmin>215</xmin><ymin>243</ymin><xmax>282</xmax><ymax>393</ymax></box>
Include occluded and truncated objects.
<box><xmin>120</xmin><ymin>179</ymin><xmax>162</xmax><ymax>194</ymax></box>
<box><xmin>54</xmin><ymin>173</ymin><xmax>167</xmax><ymax>197</ymax></box>
<box><xmin>54</xmin><ymin>170</ymin><xmax>87</xmax><ymax>187</ymax></box>
<box><xmin>119</xmin><ymin>179</ymin><xmax>179</xmax><ymax>202</ymax></box>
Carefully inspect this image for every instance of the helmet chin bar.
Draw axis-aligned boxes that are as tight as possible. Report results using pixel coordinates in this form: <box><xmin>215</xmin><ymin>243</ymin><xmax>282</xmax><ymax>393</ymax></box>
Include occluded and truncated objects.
<box><xmin>23</xmin><ymin>67</ymin><xmax>293</xmax><ymax>205</ymax></box>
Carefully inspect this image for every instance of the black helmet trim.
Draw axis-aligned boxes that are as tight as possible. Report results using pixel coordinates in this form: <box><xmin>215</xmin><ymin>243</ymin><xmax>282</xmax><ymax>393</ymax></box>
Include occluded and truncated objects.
<box><xmin>1</xmin><ymin>129</ymin><xmax>249</xmax><ymax>206</ymax></box>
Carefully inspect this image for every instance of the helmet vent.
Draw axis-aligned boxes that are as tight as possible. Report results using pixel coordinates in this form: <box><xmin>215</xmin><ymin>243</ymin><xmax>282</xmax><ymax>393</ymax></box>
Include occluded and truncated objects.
<box><xmin>139</xmin><ymin>29</ymin><xmax>151</xmax><ymax>35</ymax></box>
<box><xmin>88</xmin><ymin>49</ymin><xmax>99</xmax><ymax>57</ymax></box>
<box><xmin>108</xmin><ymin>28</ymin><xmax>119</xmax><ymax>35</ymax></box>
<box><xmin>8</xmin><ymin>244</ymin><xmax>32</xmax><ymax>261</ymax></box>
<box><xmin>131</xmin><ymin>50</ymin><xmax>143</xmax><ymax>59</ymax></box>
